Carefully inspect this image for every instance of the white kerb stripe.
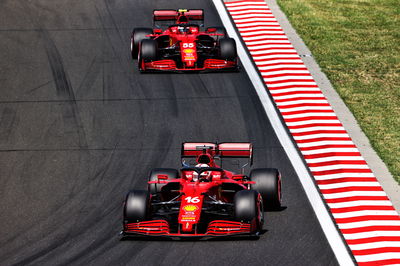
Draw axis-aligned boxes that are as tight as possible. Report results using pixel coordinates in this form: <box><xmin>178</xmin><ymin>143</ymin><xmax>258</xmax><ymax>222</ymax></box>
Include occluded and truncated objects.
<box><xmin>329</xmin><ymin>201</ymin><xmax>394</xmax><ymax>209</ymax></box>
<box><xmin>332</xmin><ymin>210</ymin><xmax>399</xmax><ymax>219</ymax></box>
<box><xmin>322</xmin><ymin>191</ymin><xmax>387</xmax><ymax>199</ymax></box>
<box><xmin>318</xmin><ymin>182</ymin><xmax>380</xmax><ymax>190</ymax></box>
<box><xmin>354</xmin><ymin>253</ymin><xmax>400</xmax><ymax>263</ymax></box>
<box><xmin>344</xmin><ymin>231</ymin><xmax>400</xmax><ymax>240</ymax></box>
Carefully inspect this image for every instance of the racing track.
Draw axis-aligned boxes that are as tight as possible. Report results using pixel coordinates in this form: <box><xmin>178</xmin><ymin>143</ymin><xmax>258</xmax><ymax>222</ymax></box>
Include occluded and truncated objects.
<box><xmin>0</xmin><ymin>0</ymin><xmax>338</xmax><ymax>265</ymax></box>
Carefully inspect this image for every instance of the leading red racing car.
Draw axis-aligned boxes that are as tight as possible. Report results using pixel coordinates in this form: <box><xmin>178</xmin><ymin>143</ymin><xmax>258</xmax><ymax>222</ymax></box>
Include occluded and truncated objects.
<box><xmin>131</xmin><ymin>9</ymin><xmax>238</xmax><ymax>72</ymax></box>
<box><xmin>121</xmin><ymin>142</ymin><xmax>282</xmax><ymax>239</ymax></box>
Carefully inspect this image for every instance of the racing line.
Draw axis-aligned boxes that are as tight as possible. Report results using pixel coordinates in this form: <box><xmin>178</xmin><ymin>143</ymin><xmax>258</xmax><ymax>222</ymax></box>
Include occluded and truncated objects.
<box><xmin>217</xmin><ymin>0</ymin><xmax>400</xmax><ymax>265</ymax></box>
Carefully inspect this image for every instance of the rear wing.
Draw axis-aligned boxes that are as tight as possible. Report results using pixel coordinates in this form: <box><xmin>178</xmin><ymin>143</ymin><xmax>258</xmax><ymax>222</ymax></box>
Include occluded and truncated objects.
<box><xmin>181</xmin><ymin>142</ymin><xmax>253</xmax><ymax>161</ymax></box>
<box><xmin>153</xmin><ymin>9</ymin><xmax>204</xmax><ymax>26</ymax></box>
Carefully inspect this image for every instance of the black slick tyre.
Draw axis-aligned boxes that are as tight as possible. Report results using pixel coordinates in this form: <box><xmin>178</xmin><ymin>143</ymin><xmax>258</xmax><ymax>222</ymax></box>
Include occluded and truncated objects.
<box><xmin>131</xmin><ymin>28</ymin><xmax>153</xmax><ymax>59</ymax></box>
<box><xmin>139</xmin><ymin>39</ymin><xmax>157</xmax><ymax>62</ymax></box>
<box><xmin>234</xmin><ymin>190</ymin><xmax>263</xmax><ymax>232</ymax></box>
<box><xmin>124</xmin><ymin>190</ymin><xmax>150</xmax><ymax>222</ymax></box>
<box><xmin>219</xmin><ymin>38</ymin><xmax>237</xmax><ymax>61</ymax></box>
<box><xmin>250</xmin><ymin>168</ymin><xmax>281</xmax><ymax>210</ymax></box>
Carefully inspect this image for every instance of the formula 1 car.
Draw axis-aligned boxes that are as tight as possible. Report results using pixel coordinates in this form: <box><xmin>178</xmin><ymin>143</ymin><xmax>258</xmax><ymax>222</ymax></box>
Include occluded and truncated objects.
<box><xmin>130</xmin><ymin>9</ymin><xmax>238</xmax><ymax>72</ymax></box>
<box><xmin>121</xmin><ymin>142</ymin><xmax>282</xmax><ymax>239</ymax></box>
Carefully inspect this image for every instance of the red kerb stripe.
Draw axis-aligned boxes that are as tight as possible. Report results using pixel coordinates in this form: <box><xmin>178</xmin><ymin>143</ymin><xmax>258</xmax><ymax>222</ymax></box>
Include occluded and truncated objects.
<box><xmin>255</xmin><ymin>62</ymin><xmax>304</xmax><ymax>68</ymax></box>
<box><xmin>346</xmin><ymin>236</ymin><xmax>400</xmax><ymax>245</ymax></box>
<box><xmin>291</xmin><ymin>130</ymin><xmax>346</xmax><ymax>136</ymax></box>
<box><xmin>300</xmin><ymin>145</ymin><xmax>357</xmax><ymax>151</ymax></box>
<box><xmin>268</xmin><ymin>84</ymin><xmax>319</xmax><ymax>90</ymax></box>
<box><xmin>352</xmin><ymin>247</ymin><xmax>400</xmax><ymax>256</ymax></box>
<box><xmin>341</xmin><ymin>225</ymin><xmax>400</xmax><ymax>234</ymax></box>
<box><xmin>304</xmin><ymin>152</ymin><xmax>361</xmax><ymax>159</ymax></box>
<box><xmin>281</xmin><ymin>109</ymin><xmax>333</xmax><ymax>116</ymax></box>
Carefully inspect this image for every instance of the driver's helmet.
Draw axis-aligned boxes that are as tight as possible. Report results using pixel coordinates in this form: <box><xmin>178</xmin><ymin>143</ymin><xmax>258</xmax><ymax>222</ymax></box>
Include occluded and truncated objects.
<box><xmin>177</xmin><ymin>26</ymin><xmax>187</xmax><ymax>34</ymax></box>
<box><xmin>193</xmin><ymin>163</ymin><xmax>211</xmax><ymax>181</ymax></box>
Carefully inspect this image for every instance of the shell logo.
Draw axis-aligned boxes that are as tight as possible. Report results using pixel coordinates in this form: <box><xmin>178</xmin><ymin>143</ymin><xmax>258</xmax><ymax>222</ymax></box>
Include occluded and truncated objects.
<box><xmin>183</xmin><ymin>48</ymin><xmax>194</xmax><ymax>54</ymax></box>
<box><xmin>183</xmin><ymin>205</ymin><xmax>198</xmax><ymax>212</ymax></box>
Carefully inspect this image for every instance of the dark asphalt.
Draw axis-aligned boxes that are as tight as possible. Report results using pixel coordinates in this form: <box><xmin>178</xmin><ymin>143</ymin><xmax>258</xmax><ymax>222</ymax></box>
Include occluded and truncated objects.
<box><xmin>0</xmin><ymin>0</ymin><xmax>338</xmax><ymax>265</ymax></box>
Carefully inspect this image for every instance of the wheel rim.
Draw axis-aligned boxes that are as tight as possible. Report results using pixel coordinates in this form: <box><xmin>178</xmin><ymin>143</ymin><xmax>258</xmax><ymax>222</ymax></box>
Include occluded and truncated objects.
<box><xmin>130</xmin><ymin>37</ymin><xmax>133</xmax><ymax>51</ymax></box>
<box><xmin>278</xmin><ymin>175</ymin><xmax>282</xmax><ymax>204</ymax></box>
<box><xmin>257</xmin><ymin>194</ymin><xmax>264</xmax><ymax>230</ymax></box>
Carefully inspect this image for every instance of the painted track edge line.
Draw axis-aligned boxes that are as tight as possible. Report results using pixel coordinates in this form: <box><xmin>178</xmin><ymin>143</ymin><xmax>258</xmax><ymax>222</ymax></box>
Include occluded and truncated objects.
<box><xmin>212</xmin><ymin>0</ymin><xmax>355</xmax><ymax>265</ymax></box>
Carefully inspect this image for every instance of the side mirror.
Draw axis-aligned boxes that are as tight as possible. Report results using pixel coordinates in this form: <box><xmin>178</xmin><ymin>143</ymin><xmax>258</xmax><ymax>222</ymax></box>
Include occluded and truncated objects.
<box><xmin>153</xmin><ymin>28</ymin><xmax>162</xmax><ymax>34</ymax></box>
<box><xmin>207</xmin><ymin>27</ymin><xmax>217</xmax><ymax>33</ymax></box>
<box><xmin>157</xmin><ymin>174</ymin><xmax>168</xmax><ymax>180</ymax></box>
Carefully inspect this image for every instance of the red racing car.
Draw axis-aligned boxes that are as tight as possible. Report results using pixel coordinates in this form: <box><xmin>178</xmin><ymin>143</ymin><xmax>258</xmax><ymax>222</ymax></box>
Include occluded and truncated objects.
<box><xmin>130</xmin><ymin>9</ymin><xmax>238</xmax><ymax>72</ymax></box>
<box><xmin>121</xmin><ymin>142</ymin><xmax>282</xmax><ymax>239</ymax></box>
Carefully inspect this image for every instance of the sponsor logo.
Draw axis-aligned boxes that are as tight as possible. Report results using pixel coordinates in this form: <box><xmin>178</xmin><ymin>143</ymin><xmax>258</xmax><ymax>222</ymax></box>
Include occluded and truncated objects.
<box><xmin>183</xmin><ymin>205</ymin><xmax>198</xmax><ymax>212</ymax></box>
<box><xmin>181</xmin><ymin>217</ymin><xmax>195</xmax><ymax>221</ymax></box>
<box><xmin>183</xmin><ymin>48</ymin><xmax>194</xmax><ymax>54</ymax></box>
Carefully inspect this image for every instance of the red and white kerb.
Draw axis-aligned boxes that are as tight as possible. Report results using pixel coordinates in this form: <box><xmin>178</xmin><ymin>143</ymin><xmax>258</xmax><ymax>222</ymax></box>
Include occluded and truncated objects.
<box><xmin>224</xmin><ymin>0</ymin><xmax>400</xmax><ymax>265</ymax></box>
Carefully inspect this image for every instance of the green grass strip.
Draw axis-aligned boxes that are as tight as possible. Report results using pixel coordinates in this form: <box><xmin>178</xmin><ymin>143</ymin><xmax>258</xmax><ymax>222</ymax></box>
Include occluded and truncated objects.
<box><xmin>277</xmin><ymin>0</ymin><xmax>400</xmax><ymax>183</ymax></box>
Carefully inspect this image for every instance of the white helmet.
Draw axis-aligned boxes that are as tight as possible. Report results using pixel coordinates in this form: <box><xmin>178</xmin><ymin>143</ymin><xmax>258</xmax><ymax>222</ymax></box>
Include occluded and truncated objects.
<box><xmin>193</xmin><ymin>164</ymin><xmax>211</xmax><ymax>181</ymax></box>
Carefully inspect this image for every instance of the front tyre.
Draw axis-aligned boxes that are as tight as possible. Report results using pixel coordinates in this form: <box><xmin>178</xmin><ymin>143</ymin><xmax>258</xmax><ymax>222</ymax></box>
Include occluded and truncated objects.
<box><xmin>139</xmin><ymin>39</ymin><xmax>157</xmax><ymax>61</ymax></box>
<box><xmin>124</xmin><ymin>190</ymin><xmax>150</xmax><ymax>223</ymax></box>
<box><xmin>219</xmin><ymin>38</ymin><xmax>237</xmax><ymax>61</ymax></box>
<box><xmin>131</xmin><ymin>28</ymin><xmax>153</xmax><ymax>59</ymax></box>
<box><xmin>234</xmin><ymin>190</ymin><xmax>263</xmax><ymax>233</ymax></box>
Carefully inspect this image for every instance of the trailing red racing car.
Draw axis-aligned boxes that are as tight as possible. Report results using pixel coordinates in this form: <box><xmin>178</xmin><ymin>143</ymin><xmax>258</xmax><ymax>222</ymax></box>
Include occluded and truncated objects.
<box><xmin>121</xmin><ymin>142</ymin><xmax>282</xmax><ymax>239</ymax></box>
<box><xmin>130</xmin><ymin>9</ymin><xmax>238</xmax><ymax>72</ymax></box>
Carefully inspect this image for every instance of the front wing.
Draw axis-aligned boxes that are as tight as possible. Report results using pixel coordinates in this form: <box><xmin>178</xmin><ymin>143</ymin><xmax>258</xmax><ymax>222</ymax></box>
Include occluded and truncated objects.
<box><xmin>139</xmin><ymin>59</ymin><xmax>238</xmax><ymax>72</ymax></box>
<box><xmin>122</xmin><ymin>219</ymin><xmax>255</xmax><ymax>238</ymax></box>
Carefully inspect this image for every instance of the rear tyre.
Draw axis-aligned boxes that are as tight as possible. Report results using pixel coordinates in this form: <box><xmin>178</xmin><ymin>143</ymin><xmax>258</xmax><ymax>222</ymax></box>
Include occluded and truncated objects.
<box><xmin>124</xmin><ymin>190</ymin><xmax>150</xmax><ymax>222</ymax></box>
<box><xmin>250</xmin><ymin>168</ymin><xmax>281</xmax><ymax>210</ymax></box>
<box><xmin>219</xmin><ymin>38</ymin><xmax>237</xmax><ymax>61</ymax></box>
<box><xmin>139</xmin><ymin>39</ymin><xmax>157</xmax><ymax>62</ymax></box>
<box><xmin>131</xmin><ymin>28</ymin><xmax>153</xmax><ymax>59</ymax></box>
<box><xmin>234</xmin><ymin>190</ymin><xmax>263</xmax><ymax>232</ymax></box>
<box><xmin>148</xmin><ymin>168</ymin><xmax>179</xmax><ymax>194</ymax></box>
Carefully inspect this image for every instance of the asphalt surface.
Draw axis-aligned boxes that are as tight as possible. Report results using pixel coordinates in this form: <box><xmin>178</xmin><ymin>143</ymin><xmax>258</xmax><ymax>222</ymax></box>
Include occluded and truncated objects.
<box><xmin>0</xmin><ymin>0</ymin><xmax>338</xmax><ymax>265</ymax></box>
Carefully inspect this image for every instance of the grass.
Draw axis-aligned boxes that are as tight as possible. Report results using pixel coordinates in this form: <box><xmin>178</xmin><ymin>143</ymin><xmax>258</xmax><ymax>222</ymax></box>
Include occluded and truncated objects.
<box><xmin>277</xmin><ymin>0</ymin><xmax>400</xmax><ymax>183</ymax></box>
